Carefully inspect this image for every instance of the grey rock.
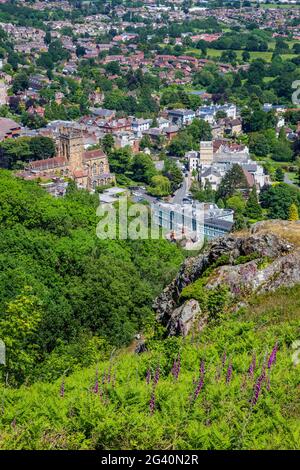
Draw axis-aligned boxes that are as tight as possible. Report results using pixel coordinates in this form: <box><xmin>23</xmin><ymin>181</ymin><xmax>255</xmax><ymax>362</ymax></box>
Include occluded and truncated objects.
<box><xmin>154</xmin><ymin>225</ymin><xmax>297</xmax><ymax>335</ymax></box>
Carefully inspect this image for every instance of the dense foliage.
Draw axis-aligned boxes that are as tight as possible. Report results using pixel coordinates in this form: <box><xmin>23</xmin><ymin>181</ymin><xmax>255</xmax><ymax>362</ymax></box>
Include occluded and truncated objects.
<box><xmin>0</xmin><ymin>171</ymin><xmax>184</xmax><ymax>385</ymax></box>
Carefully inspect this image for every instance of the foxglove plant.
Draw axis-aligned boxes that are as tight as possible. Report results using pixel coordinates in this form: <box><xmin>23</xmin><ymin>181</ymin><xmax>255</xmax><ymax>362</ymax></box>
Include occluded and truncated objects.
<box><xmin>226</xmin><ymin>361</ymin><xmax>233</xmax><ymax>384</ymax></box>
<box><xmin>171</xmin><ymin>353</ymin><xmax>181</xmax><ymax>381</ymax></box>
<box><xmin>248</xmin><ymin>353</ymin><xmax>256</xmax><ymax>378</ymax></box>
<box><xmin>200</xmin><ymin>359</ymin><xmax>205</xmax><ymax>378</ymax></box>
<box><xmin>267</xmin><ymin>342</ymin><xmax>278</xmax><ymax>370</ymax></box>
<box><xmin>149</xmin><ymin>390</ymin><xmax>155</xmax><ymax>415</ymax></box>
<box><xmin>192</xmin><ymin>359</ymin><xmax>205</xmax><ymax>402</ymax></box>
<box><xmin>251</xmin><ymin>370</ymin><xmax>266</xmax><ymax>406</ymax></box>
<box><xmin>93</xmin><ymin>368</ymin><xmax>99</xmax><ymax>394</ymax></box>
<box><xmin>193</xmin><ymin>376</ymin><xmax>204</xmax><ymax>402</ymax></box>
<box><xmin>153</xmin><ymin>366</ymin><xmax>160</xmax><ymax>387</ymax></box>
<box><xmin>93</xmin><ymin>378</ymin><xmax>99</xmax><ymax>394</ymax></box>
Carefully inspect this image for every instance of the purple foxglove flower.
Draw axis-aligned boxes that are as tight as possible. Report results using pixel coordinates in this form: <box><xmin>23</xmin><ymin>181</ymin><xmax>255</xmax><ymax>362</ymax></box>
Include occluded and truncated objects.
<box><xmin>149</xmin><ymin>390</ymin><xmax>155</xmax><ymax>415</ymax></box>
<box><xmin>153</xmin><ymin>366</ymin><xmax>160</xmax><ymax>387</ymax></box>
<box><xmin>251</xmin><ymin>370</ymin><xmax>266</xmax><ymax>406</ymax></box>
<box><xmin>200</xmin><ymin>359</ymin><xmax>205</xmax><ymax>379</ymax></box>
<box><xmin>226</xmin><ymin>362</ymin><xmax>233</xmax><ymax>384</ymax></box>
<box><xmin>172</xmin><ymin>353</ymin><xmax>181</xmax><ymax>381</ymax></box>
<box><xmin>193</xmin><ymin>376</ymin><xmax>204</xmax><ymax>401</ymax></box>
<box><xmin>93</xmin><ymin>379</ymin><xmax>99</xmax><ymax>394</ymax></box>
<box><xmin>268</xmin><ymin>342</ymin><xmax>278</xmax><ymax>370</ymax></box>
<box><xmin>248</xmin><ymin>353</ymin><xmax>256</xmax><ymax>378</ymax></box>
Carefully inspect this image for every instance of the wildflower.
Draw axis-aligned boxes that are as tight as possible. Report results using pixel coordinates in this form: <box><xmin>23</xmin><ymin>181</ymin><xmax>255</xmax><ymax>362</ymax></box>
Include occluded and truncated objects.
<box><xmin>60</xmin><ymin>380</ymin><xmax>65</xmax><ymax>398</ymax></box>
<box><xmin>226</xmin><ymin>361</ymin><xmax>233</xmax><ymax>384</ymax></box>
<box><xmin>149</xmin><ymin>390</ymin><xmax>155</xmax><ymax>415</ymax></box>
<box><xmin>11</xmin><ymin>417</ymin><xmax>16</xmax><ymax>429</ymax></box>
<box><xmin>193</xmin><ymin>376</ymin><xmax>204</xmax><ymax>401</ymax></box>
<box><xmin>251</xmin><ymin>370</ymin><xmax>266</xmax><ymax>406</ymax></box>
<box><xmin>146</xmin><ymin>368</ymin><xmax>151</xmax><ymax>385</ymax></box>
<box><xmin>171</xmin><ymin>353</ymin><xmax>181</xmax><ymax>381</ymax></box>
<box><xmin>153</xmin><ymin>366</ymin><xmax>160</xmax><ymax>387</ymax></box>
<box><xmin>93</xmin><ymin>378</ymin><xmax>99</xmax><ymax>394</ymax></box>
<box><xmin>200</xmin><ymin>359</ymin><xmax>205</xmax><ymax>378</ymax></box>
<box><xmin>267</xmin><ymin>342</ymin><xmax>278</xmax><ymax>370</ymax></box>
<box><xmin>248</xmin><ymin>353</ymin><xmax>256</xmax><ymax>378</ymax></box>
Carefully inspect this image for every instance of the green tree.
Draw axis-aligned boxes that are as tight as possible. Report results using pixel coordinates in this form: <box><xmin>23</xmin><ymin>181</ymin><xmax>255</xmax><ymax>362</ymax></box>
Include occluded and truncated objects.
<box><xmin>275</xmin><ymin>167</ymin><xmax>285</xmax><ymax>182</ymax></box>
<box><xmin>245</xmin><ymin>186</ymin><xmax>262</xmax><ymax>220</ymax></box>
<box><xmin>131</xmin><ymin>153</ymin><xmax>157</xmax><ymax>184</ymax></box>
<box><xmin>101</xmin><ymin>134</ymin><xmax>114</xmax><ymax>155</ymax></box>
<box><xmin>216</xmin><ymin>165</ymin><xmax>249</xmax><ymax>201</ymax></box>
<box><xmin>288</xmin><ymin>203</ymin><xmax>299</xmax><ymax>221</ymax></box>
<box><xmin>0</xmin><ymin>288</ymin><xmax>42</xmax><ymax>385</ymax></box>
<box><xmin>148</xmin><ymin>175</ymin><xmax>171</xmax><ymax>197</ymax></box>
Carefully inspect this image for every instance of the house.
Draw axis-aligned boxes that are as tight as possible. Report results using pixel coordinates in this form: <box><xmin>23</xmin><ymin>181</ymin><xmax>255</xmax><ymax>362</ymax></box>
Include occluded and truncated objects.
<box><xmin>186</xmin><ymin>150</ymin><xmax>200</xmax><ymax>172</ymax></box>
<box><xmin>197</xmin><ymin>104</ymin><xmax>237</xmax><ymax>124</ymax></box>
<box><xmin>199</xmin><ymin>167</ymin><xmax>223</xmax><ymax>191</ymax></box>
<box><xmin>167</xmin><ymin>109</ymin><xmax>196</xmax><ymax>126</ymax></box>
<box><xmin>131</xmin><ymin>118</ymin><xmax>152</xmax><ymax>135</ymax></box>
<box><xmin>164</xmin><ymin>125</ymin><xmax>179</xmax><ymax>141</ymax></box>
<box><xmin>28</xmin><ymin>74</ymin><xmax>49</xmax><ymax>91</ymax></box>
<box><xmin>90</xmin><ymin>108</ymin><xmax>116</xmax><ymax>121</ymax></box>
<box><xmin>0</xmin><ymin>118</ymin><xmax>21</xmax><ymax>141</ymax></box>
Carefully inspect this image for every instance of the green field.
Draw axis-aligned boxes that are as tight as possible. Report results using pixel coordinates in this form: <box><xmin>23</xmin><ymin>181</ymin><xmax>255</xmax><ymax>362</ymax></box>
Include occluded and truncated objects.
<box><xmin>186</xmin><ymin>47</ymin><xmax>297</xmax><ymax>62</ymax></box>
<box><xmin>260</xmin><ymin>3</ymin><xmax>300</xmax><ymax>9</ymax></box>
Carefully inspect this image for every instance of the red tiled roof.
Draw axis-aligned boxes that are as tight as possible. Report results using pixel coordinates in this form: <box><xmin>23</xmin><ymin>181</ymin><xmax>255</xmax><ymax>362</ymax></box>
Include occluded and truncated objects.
<box><xmin>84</xmin><ymin>149</ymin><xmax>106</xmax><ymax>160</ymax></box>
<box><xmin>29</xmin><ymin>156</ymin><xmax>67</xmax><ymax>170</ymax></box>
<box><xmin>73</xmin><ymin>169</ymin><xmax>88</xmax><ymax>178</ymax></box>
<box><xmin>243</xmin><ymin>168</ymin><xmax>255</xmax><ymax>188</ymax></box>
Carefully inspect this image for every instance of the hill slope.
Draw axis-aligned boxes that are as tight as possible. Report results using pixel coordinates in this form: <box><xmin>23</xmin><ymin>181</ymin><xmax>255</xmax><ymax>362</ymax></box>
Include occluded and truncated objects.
<box><xmin>0</xmin><ymin>222</ymin><xmax>299</xmax><ymax>450</ymax></box>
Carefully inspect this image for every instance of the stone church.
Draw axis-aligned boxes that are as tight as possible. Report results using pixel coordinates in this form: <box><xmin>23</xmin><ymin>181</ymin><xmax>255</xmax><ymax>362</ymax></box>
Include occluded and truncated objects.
<box><xmin>26</xmin><ymin>126</ymin><xmax>115</xmax><ymax>190</ymax></box>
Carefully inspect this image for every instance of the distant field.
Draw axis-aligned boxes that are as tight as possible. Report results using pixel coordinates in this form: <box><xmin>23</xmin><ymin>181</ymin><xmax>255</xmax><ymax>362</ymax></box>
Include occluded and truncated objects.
<box><xmin>259</xmin><ymin>2</ymin><xmax>300</xmax><ymax>8</ymax></box>
<box><xmin>205</xmin><ymin>48</ymin><xmax>297</xmax><ymax>61</ymax></box>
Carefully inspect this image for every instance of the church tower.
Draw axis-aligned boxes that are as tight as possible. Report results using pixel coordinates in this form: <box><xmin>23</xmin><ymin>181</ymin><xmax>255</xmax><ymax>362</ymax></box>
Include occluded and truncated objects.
<box><xmin>59</xmin><ymin>127</ymin><xmax>84</xmax><ymax>174</ymax></box>
<box><xmin>200</xmin><ymin>141</ymin><xmax>214</xmax><ymax>165</ymax></box>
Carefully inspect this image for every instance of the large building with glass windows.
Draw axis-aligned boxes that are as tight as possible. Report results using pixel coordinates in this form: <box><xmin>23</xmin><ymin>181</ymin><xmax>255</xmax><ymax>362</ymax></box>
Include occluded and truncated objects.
<box><xmin>152</xmin><ymin>201</ymin><xmax>233</xmax><ymax>245</ymax></box>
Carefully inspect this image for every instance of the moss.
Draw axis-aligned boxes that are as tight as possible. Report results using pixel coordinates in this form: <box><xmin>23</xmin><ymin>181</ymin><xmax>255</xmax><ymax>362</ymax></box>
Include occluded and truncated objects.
<box><xmin>234</xmin><ymin>252</ymin><xmax>260</xmax><ymax>265</ymax></box>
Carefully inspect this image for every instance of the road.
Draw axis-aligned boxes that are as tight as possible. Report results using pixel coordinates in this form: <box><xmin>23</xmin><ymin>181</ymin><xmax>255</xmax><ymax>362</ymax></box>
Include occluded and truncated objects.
<box><xmin>172</xmin><ymin>177</ymin><xmax>188</xmax><ymax>204</ymax></box>
<box><xmin>130</xmin><ymin>171</ymin><xmax>190</xmax><ymax>206</ymax></box>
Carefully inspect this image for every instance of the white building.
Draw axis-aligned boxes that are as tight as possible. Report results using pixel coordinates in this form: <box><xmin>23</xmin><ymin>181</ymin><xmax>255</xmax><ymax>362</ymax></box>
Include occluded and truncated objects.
<box><xmin>132</xmin><ymin>118</ymin><xmax>152</xmax><ymax>135</ymax></box>
<box><xmin>186</xmin><ymin>150</ymin><xmax>200</xmax><ymax>172</ymax></box>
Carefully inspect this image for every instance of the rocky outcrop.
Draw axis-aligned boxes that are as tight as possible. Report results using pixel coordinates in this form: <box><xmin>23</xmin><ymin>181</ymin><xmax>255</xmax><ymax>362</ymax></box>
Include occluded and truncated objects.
<box><xmin>154</xmin><ymin>222</ymin><xmax>299</xmax><ymax>335</ymax></box>
<box><xmin>166</xmin><ymin>299</ymin><xmax>206</xmax><ymax>337</ymax></box>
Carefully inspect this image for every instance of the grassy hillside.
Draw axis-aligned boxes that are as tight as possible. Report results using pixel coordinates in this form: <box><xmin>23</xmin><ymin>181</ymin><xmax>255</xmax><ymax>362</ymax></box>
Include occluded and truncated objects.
<box><xmin>0</xmin><ymin>284</ymin><xmax>299</xmax><ymax>450</ymax></box>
